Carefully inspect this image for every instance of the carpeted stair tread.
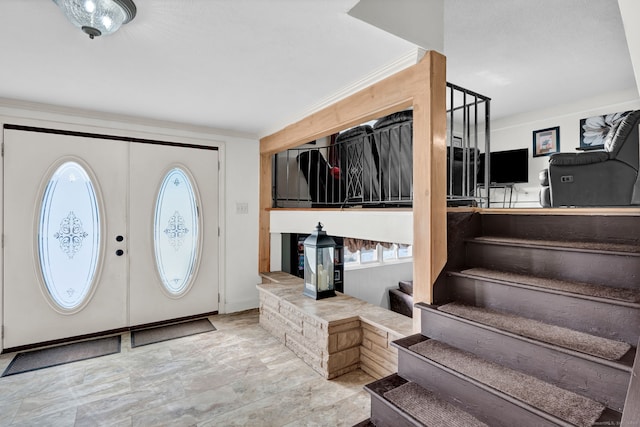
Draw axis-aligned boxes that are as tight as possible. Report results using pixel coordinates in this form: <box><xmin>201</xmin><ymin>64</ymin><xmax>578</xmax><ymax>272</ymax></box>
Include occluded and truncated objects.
<box><xmin>460</xmin><ymin>267</ymin><xmax>640</xmax><ymax>304</ymax></box>
<box><xmin>384</xmin><ymin>381</ymin><xmax>489</xmax><ymax>427</ymax></box>
<box><xmin>438</xmin><ymin>302</ymin><xmax>630</xmax><ymax>361</ymax></box>
<box><xmin>409</xmin><ymin>339</ymin><xmax>605</xmax><ymax>427</ymax></box>
<box><xmin>471</xmin><ymin>236</ymin><xmax>640</xmax><ymax>254</ymax></box>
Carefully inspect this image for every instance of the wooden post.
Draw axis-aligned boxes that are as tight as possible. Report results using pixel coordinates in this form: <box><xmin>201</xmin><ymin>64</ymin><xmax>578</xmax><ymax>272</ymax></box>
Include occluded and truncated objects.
<box><xmin>258</xmin><ymin>152</ymin><xmax>272</xmax><ymax>273</ymax></box>
<box><xmin>412</xmin><ymin>52</ymin><xmax>447</xmax><ymax>332</ymax></box>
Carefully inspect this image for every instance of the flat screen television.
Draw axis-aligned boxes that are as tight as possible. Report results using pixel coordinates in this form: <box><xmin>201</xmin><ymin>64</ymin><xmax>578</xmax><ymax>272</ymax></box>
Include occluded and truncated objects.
<box><xmin>478</xmin><ymin>148</ymin><xmax>529</xmax><ymax>184</ymax></box>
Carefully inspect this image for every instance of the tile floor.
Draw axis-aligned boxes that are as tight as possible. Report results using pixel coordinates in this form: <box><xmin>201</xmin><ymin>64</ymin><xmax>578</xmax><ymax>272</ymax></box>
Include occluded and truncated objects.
<box><xmin>0</xmin><ymin>310</ymin><xmax>374</xmax><ymax>426</ymax></box>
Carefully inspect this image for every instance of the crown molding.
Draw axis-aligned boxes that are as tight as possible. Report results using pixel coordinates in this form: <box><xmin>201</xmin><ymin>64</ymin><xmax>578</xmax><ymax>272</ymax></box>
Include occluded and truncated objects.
<box><xmin>262</xmin><ymin>48</ymin><xmax>425</xmax><ymax>138</ymax></box>
<box><xmin>0</xmin><ymin>97</ymin><xmax>258</xmax><ymax>141</ymax></box>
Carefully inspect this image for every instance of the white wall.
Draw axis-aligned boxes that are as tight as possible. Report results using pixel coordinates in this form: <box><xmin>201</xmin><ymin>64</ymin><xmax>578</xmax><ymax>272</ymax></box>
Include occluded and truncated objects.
<box><xmin>619</xmin><ymin>0</ymin><xmax>640</xmax><ymax>94</ymax></box>
<box><xmin>270</xmin><ymin>209</ymin><xmax>413</xmax><ymax>245</ymax></box>
<box><xmin>343</xmin><ymin>262</ymin><xmax>413</xmax><ymax>309</ymax></box>
<box><xmin>223</xmin><ymin>139</ymin><xmax>261</xmax><ymax>312</ymax></box>
<box><xmin>488</xmin><ymin>89</ymin><xmax>640</xmax><ymax>207</ymax></box>
<box><xmin>348</xmin><ymin>0</ymin><xmax>443</xmax><ymax>52</ymax></box>
<box><xmin>0</xmin><ymin>99</ymin><xmax>261</xmax><ymax>318</ymax></box>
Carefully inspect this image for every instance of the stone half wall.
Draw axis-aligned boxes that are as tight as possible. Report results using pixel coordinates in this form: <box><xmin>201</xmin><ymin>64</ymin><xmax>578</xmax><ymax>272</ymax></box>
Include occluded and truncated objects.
<box><xmin>257</xmin><ymin>274</ymin><xmax>411</xmax><ymax>380</ymax></box>
<box><xmin>360</xmin><ymin>322</ymin><xmax>403</xmax><ymax>379</ymax></box>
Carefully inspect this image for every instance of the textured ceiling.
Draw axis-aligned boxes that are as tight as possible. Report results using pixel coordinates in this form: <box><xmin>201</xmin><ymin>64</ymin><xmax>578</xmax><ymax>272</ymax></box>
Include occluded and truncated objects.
<box><xmin>444</xmin><ymin>0</ymin><xmax>637</xmax><ymax>120</ymax></box>
<box><xmin>0</xmin><ymin>0</ymin><xmax>636</xmax><ymax>138</ymax></box>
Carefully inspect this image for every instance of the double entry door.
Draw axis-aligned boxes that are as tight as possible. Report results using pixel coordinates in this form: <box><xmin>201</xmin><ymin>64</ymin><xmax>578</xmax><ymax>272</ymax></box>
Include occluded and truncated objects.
<box><xmin>3</xmin><ymin>127</ymin><xmax>219</xmax><ymax>349</ymax></box>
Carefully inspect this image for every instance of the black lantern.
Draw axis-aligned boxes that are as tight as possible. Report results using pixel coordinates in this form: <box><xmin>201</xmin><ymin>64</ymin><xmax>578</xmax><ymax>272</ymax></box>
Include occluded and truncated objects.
<box><xmin>303</xmin><ymin>223</ymin><xmax>336</xmax><ymax>300</ymax></box>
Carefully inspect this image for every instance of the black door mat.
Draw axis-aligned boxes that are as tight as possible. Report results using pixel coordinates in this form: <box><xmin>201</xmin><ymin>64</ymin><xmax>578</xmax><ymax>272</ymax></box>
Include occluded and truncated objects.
<box><xmin>2</xmin><ymin>335</ymin><xmax>121</xmax><ymax>377</ymax></box>
<box><xmin>131</xmin><ymin>318</ymin><xmax>216</xmax><ymax>348</ymax></box>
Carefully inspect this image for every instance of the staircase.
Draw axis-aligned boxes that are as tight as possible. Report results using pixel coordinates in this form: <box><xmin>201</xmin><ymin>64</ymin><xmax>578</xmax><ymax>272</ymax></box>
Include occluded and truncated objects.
<box><xmin>359</xmin><ymin>212</ymin><xmax>640</xmax><ymax>426</ymax></box>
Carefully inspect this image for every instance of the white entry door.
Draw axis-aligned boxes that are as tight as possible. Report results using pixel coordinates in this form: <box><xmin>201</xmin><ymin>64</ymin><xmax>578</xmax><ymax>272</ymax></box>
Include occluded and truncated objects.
<box><xmin>3</xmin><ymin>127</ymin><xmax>219</xmax><ymax>349</ymax></box>
<box><xmin>129</xmin><ymin>143</ymin><xmax>219</xmax><ymax>326</ymax></box>
<box><xmin>3</xmin><ymin>129</ymin><xmax>129</xmax><ymax>349</ymax></box>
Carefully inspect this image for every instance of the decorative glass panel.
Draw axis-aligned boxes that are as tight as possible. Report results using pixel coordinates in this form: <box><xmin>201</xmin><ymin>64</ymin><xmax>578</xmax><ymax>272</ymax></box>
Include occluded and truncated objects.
<box><xmin>360</xmin><ymin>247</ymin><xmax>377</xmax><ymax>263</ymax></box>
<box><xmin>398</xmin><ymin>245</ymin><xmax>413</xmax><ymax>258</ymax></box>
<box><xmin>382</xmin><ymin>244</ymin><xmax>397</xmax><ymax>261</ymax></box>
<box><xmin>154</xmin><ymin>168</ymin><xmax>199</xmax><ymax>295</ymax></box>
<box><xmin>343</xmin><ymin>247</ymin><xmax>357</xmax><ymax>264</ymax></box>
<box><xmin>38</xmin><ymin>161</ymin><xmax>101</xmax><ymax>310</ymax></box>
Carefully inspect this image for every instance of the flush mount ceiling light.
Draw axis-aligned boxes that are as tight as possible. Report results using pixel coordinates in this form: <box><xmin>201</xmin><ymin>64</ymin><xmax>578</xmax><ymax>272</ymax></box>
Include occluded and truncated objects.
<box><xmin>52</xmin><ymin>0</ymin><xmax>137</xmax><ymax>39</ymax></box>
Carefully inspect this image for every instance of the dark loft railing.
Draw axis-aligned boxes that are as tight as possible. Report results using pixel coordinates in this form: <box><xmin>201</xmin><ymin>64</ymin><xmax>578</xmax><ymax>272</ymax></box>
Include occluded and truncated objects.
<box><xmin>273</xmin><ymin>83</ymin><xmax>491</xmax><ymax>208</ymax></box>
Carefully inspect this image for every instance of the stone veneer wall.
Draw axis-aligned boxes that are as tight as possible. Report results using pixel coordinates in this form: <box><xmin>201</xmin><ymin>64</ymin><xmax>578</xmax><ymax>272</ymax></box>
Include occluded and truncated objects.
<box><xmin>258</xmin><ymin>284</ymin><xmax>405</xmax><ymax>380</ymax></box>
<box><xmin>360</xmin><ymin>322</ymin><xmax>404</xmax><ymax>380</ymax></box>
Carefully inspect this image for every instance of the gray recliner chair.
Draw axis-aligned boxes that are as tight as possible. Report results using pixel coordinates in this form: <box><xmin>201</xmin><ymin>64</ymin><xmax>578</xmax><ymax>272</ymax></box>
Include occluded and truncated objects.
<box><xmin>539</xmin><ymin>110</ymin><xmax>640</xmax><ymax>207</ymax></box>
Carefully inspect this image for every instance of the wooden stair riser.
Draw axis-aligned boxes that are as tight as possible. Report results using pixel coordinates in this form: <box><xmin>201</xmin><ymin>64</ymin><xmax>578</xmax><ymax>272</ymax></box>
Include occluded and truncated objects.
<box><xmin>447</xmin><ymin>273</ymin><xmax>640</xmax><ymax>345</ymax></box>
<box><xmin>418</xmin><ymin>307</ymin><xmax>630</xmax><ymax>411</ymax></box>
<box><xmin>395</xmin><ymin>345</ymin><xmax>562</xmax><ymax>427</ymax></box>
<box><xmin>465</xmin><ymin>241</ymin><xmax>640</xmax><ymax>289</ymax></box>
<box><xmin>481</xmin><ymin>215</ymin><xmax>640</xmax><ymax>246</ymax></box>
<box><xmin>368</xmin><ymin>392</ymin><xmax>420</xmax><ymax>427</ymax></box>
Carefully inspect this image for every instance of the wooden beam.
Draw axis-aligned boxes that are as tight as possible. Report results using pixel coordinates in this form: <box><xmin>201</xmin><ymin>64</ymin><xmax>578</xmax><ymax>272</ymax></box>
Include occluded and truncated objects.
<box><xmin>411</xmin><ymin>51</ymin><xmax>447</xmax><ymax>332</ymax></box>
<box><xmin>260</xmin><ymin>63</ymin><xmax>423</xmax><ymax>156</ymax></box>
<box><xmin>258</xmin><ymin>153</ymin><xmax>272</xmax><ymax>272</ymax></box>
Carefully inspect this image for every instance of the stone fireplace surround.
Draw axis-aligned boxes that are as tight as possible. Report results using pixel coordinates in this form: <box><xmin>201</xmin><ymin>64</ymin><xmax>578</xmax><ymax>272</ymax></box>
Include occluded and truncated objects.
<box><xmin>258</xmin><ymin>272</ymin><xmax>412</xmax><ymax>380</ymax></box>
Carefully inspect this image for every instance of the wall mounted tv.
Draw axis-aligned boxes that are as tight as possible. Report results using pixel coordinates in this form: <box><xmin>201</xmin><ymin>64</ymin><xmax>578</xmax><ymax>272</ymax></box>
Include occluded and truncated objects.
<box><xmin>478</xmin><ymin>148</ymin><xmax>529</xmax><ymax>184</ymax></box>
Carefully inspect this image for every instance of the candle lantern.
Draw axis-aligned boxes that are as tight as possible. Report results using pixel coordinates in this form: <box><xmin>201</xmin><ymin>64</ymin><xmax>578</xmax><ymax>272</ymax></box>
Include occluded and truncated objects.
<box><xmin>303</xmin><ymin>223</ymin><xmax>336</xmax><ymax>300</ymax></box>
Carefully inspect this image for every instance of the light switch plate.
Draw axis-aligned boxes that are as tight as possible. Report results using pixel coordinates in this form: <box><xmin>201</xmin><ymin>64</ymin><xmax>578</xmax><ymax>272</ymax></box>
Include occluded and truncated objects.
<box><xmin>236</xmin><ymin>202</ymin><xmax>249</xmax><ymax>214</ymax></box>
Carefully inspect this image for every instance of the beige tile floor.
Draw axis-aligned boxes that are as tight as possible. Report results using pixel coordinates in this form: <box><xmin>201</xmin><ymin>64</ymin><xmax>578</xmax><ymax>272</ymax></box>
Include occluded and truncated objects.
<box><xmin>0</xmin><ymin>310</ymin><xmax>374</xmax><ymax>427</ymax></box>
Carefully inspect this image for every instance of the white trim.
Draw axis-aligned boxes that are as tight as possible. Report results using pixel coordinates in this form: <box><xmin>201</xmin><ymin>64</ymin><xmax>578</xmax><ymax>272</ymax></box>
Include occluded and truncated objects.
<box><xmin>217</xmin><ymin>143</ymin><xmax>227</xmax><ymax>314</ymax></box>
<box><xmin>0</xmin><ymin>97</ymin><xmax>257</xmax><ymax>141</ymax></box>
<box><xmin>223</xmin><ymin>296</ymin><xmax>260</xmax><ymax>314</ymax></box>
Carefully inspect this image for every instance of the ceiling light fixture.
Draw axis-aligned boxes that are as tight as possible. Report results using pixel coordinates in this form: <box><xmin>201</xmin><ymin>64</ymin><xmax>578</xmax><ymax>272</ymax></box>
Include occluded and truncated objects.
<box><xmin>52</xmin><ymin>0</ymin><xmax>137</xmax><ymax>39</ymax></box>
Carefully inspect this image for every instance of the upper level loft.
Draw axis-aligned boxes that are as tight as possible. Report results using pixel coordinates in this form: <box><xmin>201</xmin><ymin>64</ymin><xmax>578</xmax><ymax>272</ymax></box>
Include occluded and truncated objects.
<box><xmin>272</xmin><ymin>82</ymin><xmax>491</xmax><ymax>210</ymax></box>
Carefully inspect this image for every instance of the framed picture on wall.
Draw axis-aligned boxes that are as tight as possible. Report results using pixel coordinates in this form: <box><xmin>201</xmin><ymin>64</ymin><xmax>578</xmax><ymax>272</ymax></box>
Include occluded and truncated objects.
<box><xmin>532</xmin><ymin>126</ymin><xmax>560</xmax><ymax>157</ymax></box>
<box><xmin>579</xmin><ymin>110</ymin><xmax>631</xmax><ymax>150</ymax></box>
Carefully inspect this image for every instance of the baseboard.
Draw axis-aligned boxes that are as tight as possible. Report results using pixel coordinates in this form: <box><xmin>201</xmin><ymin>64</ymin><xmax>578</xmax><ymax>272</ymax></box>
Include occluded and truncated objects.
<box><xmin>223</xmin><ymin>297</ymin><xmax>259</xmax><ymax>314</ymax></box>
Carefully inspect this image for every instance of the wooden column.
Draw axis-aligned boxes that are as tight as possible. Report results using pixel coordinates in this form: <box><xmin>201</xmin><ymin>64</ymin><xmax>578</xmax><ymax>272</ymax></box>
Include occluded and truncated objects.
<box><xmin>411</xmin><ymin>52</ymin><xmax>447</xmax><ymax>332</ymax></box>
<box><xmin>259</xmin><ymin>152</ymin><xmax>272</xmax><ymax>272</ymax></box>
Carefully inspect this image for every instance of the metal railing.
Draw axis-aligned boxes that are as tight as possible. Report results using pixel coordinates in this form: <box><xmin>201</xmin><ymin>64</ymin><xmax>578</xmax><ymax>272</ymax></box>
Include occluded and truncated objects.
<box><xmin>273</xmin><ymin>83</ymin><xmax>491</xmax><ymax>208</ymax></box>
<box><xmin>447</xmin><ymin>82</ymin><xmax>491</xmax><ymax>207</ymax></box>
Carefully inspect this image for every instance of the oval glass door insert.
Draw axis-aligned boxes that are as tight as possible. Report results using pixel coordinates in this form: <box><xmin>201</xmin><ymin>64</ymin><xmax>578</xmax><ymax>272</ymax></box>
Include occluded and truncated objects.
<box><xmin>38</xmin><ymin>161</ymin><xmax>101</xmax><ymax>311</ymax></box>
<box><xmin>154</xmin><ymin>168</ymin><xmax>200</xmax><ymax>295</ymax></box>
